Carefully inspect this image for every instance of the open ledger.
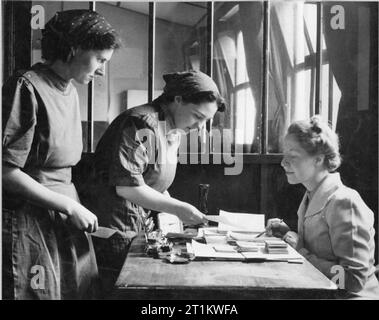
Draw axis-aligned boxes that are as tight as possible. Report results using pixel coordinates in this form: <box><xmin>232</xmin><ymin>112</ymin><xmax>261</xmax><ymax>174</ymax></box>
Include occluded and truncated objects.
<box><xmin>158</xmin><ymin>210</ymin><xmax>304</xmax><ymax>262</ymax></box>
<box><xmin>193</xmin><ymin>210</ymin><xmax>303</xmax><ymax>263</ymax></box>
<box><xmin>187</xmin><ymin>239</ymin><xmax>304</xmax><ymax>263</ymax></box>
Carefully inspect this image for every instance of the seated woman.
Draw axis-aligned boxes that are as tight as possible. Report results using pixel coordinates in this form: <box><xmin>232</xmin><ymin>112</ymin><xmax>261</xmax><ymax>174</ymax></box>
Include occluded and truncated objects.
<box><xmin>81</xmin><ymin>70</ymin><xmax>225</xmax><ymax>291</ymax></box>
<box><xmin>267</xmin><ymin>116</ymin><xmax>379</xmax><ymax>299</ymax></box>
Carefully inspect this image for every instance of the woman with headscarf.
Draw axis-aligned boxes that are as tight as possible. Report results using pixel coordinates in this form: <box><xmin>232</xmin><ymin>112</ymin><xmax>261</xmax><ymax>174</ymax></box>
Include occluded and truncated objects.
<box><xmin>82</xmin><ymin>70</ymin><xmax>225</xmax><ymax>290</ymax></box>
<box><xmin>2</xmin><ymin>10</ymin><xmax>121</xmax><ymax>299</ymax></box>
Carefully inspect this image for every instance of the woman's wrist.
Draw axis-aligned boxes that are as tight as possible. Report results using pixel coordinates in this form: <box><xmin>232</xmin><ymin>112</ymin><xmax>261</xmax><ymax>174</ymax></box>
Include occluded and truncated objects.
<box><xmin>172</xmin><ymin>200</ymin><xmax>190</xmax><ymax>213</ymax></box>
<box><xmin>59</xmin><ymin>196</ymin><xmax>77</xmax><ymax>217</ymax></box>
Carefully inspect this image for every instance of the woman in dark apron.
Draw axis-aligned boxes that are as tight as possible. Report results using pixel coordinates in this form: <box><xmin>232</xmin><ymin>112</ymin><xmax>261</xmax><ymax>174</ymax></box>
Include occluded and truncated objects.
<box><xmin>81</xmin><ymin>70</ymin><xmax>225</xmax><ymax>293</ymax></box>
<box><xmin>2</xmin><ymin>10</ymin><xmax>121</xmax><ymax>299</ymax></box>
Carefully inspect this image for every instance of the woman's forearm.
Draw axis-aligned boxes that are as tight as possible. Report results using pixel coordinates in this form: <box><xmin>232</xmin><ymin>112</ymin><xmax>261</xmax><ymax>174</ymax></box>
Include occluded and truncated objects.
<box><xmin>116</xmin><ymin>185</ymin><xmax>206</xmax><ymax>225</ymax></box>
<box><xmin>2</xmin><ymin>164</ymin><xmax>77</xmax><ymax>216</ymax></box>
<box><xmin>116</xmin><ymin>185</ymin><xmax>188</xmax><ymax>214</ymax></box>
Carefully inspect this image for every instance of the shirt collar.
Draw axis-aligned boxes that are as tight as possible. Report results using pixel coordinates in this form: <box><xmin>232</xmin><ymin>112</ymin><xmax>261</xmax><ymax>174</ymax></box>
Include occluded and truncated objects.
<box><xmin>307</xmin><ymin>174</ymin><xmax>328</xmax><ymax>201</ymax></box>
<box><xmin>32</xmin><ymin>63</ymin><xmax>72</xmax><ymax>93</ymax></box>
<box><xmin>304</xmin><ymin>172</ymin><xmax>343</xmax><ymax>217</ymax></box>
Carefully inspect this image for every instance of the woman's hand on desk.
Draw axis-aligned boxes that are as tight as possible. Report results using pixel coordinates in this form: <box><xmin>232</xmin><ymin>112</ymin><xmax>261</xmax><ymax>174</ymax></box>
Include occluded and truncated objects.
<box><xmin>116</xmin><ymin>185</ymin><xmax>207</xmax><ymax>226</ymax></box>
<box><xmin>283</xmin><ymin>231</ymin><xmax>299</xmax><ymax>248</ymax></box>
<box><xmin>266</xmin><ymin>218</ymin><xmax>290</xmax><ymax>238</ymax></box>
<box><xmin>175</xmin><ymin>203</ymin><xmax>207</xmax><ymax>226</ymax></box>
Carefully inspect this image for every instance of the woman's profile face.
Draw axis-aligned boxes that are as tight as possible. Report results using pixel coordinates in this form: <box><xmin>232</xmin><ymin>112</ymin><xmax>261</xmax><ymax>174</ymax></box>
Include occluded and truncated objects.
<box><xmin>69</xmin><ymin>48</ymin><xmax>114</xmax><ymax>84</ymax></box>
<box><xmin>172</xmin><ymin>98</ymin><xmax>218</xmax><ymax>133</ymax></box>
<box><xmin>281</xmin><ymin>134</ymin><xmax>320</xmax><ymax>186</ymax></box>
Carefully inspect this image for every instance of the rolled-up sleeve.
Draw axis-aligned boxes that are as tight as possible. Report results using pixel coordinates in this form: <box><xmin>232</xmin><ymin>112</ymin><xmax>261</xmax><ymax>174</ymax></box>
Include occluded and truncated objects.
<box><xmin>2</xmin><ymin>76</ymin><xmax>38</xmax><ymax>168</ymax></box>
<box><xmin>325</xmin><ymin>193</ymin><xmax>374</xmax><ymax>292</ymax></box>
<box><xmin>109</xmin><ymin>117</ymin><xmax>151</xmax><ymax>187</ymax></box>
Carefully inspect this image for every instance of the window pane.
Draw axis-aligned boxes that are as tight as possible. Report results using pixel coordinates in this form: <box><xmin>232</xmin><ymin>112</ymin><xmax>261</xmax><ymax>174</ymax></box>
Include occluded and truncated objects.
<box><xmin>154</xmin><ymin>2</ymin><xmax>208</xmax><ymax>157</ymax></box>
<box><xmin>94</xmin><ymin>2</ymin><xmax>149</xmax><ymax>149</ymax></box>
<box><xmin>320</xmin><ymin>26</ymin><xmax>341</xmax><ymax>131</ymax></box>
<box><xmin>235</xmin><ymin>88</ymin><xmax>255</xmax><ymax>145</ymax></box>
<box><xmin>267</xmin><ymin>2</ymin><xmax>317</xmax><ymax>153</ymax></box>
<box><xmin>212</xmin><ymin>1</ymin><xmax>263</xmax><ymax>154</ymax></box>
<box><xmin>320</xmin><ymin>63</ymin><xmax>329</xmax><ymax>121</ymax></box>
<box><xmin>331</xmin><ymin>75</ymin><xmax>341</xmax><ymax>131</ymax></box>
<box><xmin>155</xmin><ymin>2</ymin><xmax>208</xmax><ymax>83</ymax></box>
<box><xmin>304</xmin><ymin>3</ymin><xmax>317</xmax><ymax>52</ymax></box>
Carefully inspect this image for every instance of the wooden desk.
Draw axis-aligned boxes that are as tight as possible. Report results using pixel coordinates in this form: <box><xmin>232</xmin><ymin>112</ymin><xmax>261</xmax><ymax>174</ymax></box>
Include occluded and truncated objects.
<box><xmin>113</xmin><ymin>234</ymin><xmax>338</xmax><ymax>299</ymax></box>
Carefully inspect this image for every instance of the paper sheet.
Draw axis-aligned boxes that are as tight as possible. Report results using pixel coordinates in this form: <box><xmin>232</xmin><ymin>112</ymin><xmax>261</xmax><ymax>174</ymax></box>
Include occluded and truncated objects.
<box><xmin>90</xmin><ymin>227</ymin><xmax>117</xmax><ymax>239</ymax></box>
<box><xmin>191</xmin><ymin>240</ymin><xmax>245</xmax><ymax>260</ymax></box>
<box><xmin>206</xmin><ymin>210</ymin><xmax>265</xmax><ymax>232</ymax></box>
<box><xmin>158</xmin><ymin>212</ymin><xmax>184</xmax><ymax>235</ymax></box>
<box><xmin>190</xmin><ymin>239</ymin><xmax>304</xmax><ymax>263</ymax></box>
<box><xmin>242</xmin><ymin>245</ymin><xmax>304</xmax><ymax>262</ymax></box>
<box><xmin>228</xmin><ymin>231</ymin><xmax>268</xmax><ymax>242</ymax></box>
<box><xmin>206</xmin><ymin>215</ymin><xmax>246</xmax><ymax>230</ymax></box>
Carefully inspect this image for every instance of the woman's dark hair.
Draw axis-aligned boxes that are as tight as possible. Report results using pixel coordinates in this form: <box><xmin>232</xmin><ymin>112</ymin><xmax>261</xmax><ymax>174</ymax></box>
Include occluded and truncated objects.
<box><xmin>154</xmin><ymin>91</ymin><xmax>226</xmax><ymax>112</ymax></box>
<box><xmin>42</xmin><ymin>32</ymin><xmax>121</xmax><ymax>62</ymax></box>
<box><xmin>287</xmin><ymin>115</ymin><xmax>341</xmax><ymax>172</ymax></box>
<box><xmin>41</xmin><ymin>10</ymin><xmax>122</xmax><ymax>63</ymax></box>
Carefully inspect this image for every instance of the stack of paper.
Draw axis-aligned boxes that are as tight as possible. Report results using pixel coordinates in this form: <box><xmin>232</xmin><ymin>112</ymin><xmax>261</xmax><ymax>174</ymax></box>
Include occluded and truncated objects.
<box><xmin>196</xmin><ymin>227</ymin><xmax>227</xmax><ymax>244</ymax></box>
<box><xmin>241</xmin><ymin>245</ymin><xmax>303</xmax><ymax>263</ymax></box>
<box><xmin>235</xmin><ymin>241</ymin><xmax>262</xmax><ymax>252</ymax></box>
<box><xmin>213</xmin><ymin>245</ymin><xmax>237</xmax><ymax>253</ymax></box>
<box><xmin>265</xmin><ymin>239</ymin><xmax>288</xmax><ymax>254</ymax></box>
<box><xmin>189</xmin><ymin>240</ymin><xmax>304</xmax><ymax>263</ymax></box>
<box><xmin>228</xmin><ymin>231</ymin><xmax>267</xmax><ymax>242</ymax></box>
<box><xmin>190</xmin><ymin>240</ymin><xmax>245</xmax><ymax>260</ymax></box>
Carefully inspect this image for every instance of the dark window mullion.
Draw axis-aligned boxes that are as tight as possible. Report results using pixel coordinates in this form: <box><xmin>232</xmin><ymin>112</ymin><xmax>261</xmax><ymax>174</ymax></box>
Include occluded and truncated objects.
<box><xmin>233</xmin><ymin>30</ymin><xmax>238</xmax><ymax>150</ymax></box>
<box><xmin>148</xmin><ymin>2</ymin><xmax>156</xmax><ymax>103</ymax></box>
<box><xmin>328</xmin><ymin>64</ymin><xmax>334</xmax><ymax>124</ymax></box>
<box><xmin>314</xmin><ymin>1</ymin><xmax>323</xmax><ymax>116</ymax></box>
<box><xmin>87</xmin><ymin>1</ymin><xmax>96</xmax><ymax>152</ymax></box>
<box><xmin>310</xmin><ymin>63</ymin><xmax>316</xmax><ymax>118</ymax></box>
<box><xmin>207</xmin><ymin>2</ymin><xmax>214</xmax><ymax>155</ymax></box>
<box><xmin>261</xmin><ymin>0</ymin><xmax>270</xmax><ymax>154</ymax></box>
<box><xmin>206</xmin><ymin>2</ymin><xmax>214</xmax><ymax>77</ymax></box>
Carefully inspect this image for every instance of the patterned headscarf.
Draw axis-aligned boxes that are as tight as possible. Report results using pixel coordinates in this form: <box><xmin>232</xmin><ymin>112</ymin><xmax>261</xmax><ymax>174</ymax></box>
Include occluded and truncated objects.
<box><xmin>43</xmin><ymin>10</ymin><xmax>116</xmax><ymax>46</ymax></box>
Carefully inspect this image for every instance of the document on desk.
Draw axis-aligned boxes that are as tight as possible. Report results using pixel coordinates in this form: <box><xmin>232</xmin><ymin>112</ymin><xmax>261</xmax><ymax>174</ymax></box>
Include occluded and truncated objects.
<box><xmin>206</xmin><ymin>210</ymin><xmax>265</xmax><ymax>233</ymax></box>
<box><xmin>191</xmin><ymin>240</ymin><xmax>245</xmax><ymax>260</ymax></box>
<box><xmin>90</xmin><ymin>227</ymin><xmax>117</xmax><ymax>239</ymax></box>
<box><xmin>190</xmin><ymin>239</ymin><xmax>304</xmax><ymax>263</ymax></box>
<box><xmin>158</xmin><ymin>212</ymin><xmax>184</xmax><ymax>234</ymax></box>
<box><xmin>242</xmin><ymin>245</ymin><xmax>304</xmax><ymax>263</ymax></box>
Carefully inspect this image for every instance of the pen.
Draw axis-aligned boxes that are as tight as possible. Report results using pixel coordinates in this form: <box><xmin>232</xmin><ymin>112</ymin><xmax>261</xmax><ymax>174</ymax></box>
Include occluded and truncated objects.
<box><xmin>256</xmin><ymin>219</ymin><xmax>283</xmax><ymax>238</ymax></box>
<box><xmin>255</xmin><ymin>230</ymin><xmax>266</xmax><ymax>238</ymax></box>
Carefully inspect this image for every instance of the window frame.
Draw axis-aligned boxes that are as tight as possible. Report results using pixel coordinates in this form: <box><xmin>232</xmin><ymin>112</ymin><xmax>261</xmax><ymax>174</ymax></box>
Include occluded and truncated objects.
<box><xmin>83</xmin><ymin>1</ymin><xmax>328</xmax><ymax>165</ymax></box>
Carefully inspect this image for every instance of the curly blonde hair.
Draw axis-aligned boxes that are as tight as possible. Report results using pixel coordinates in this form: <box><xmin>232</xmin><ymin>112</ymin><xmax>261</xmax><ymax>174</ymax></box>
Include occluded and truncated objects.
<box><xmin>287</xmin><ymin>115</ymin><xmax>341</xmax><ymax>172</ymax></box>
